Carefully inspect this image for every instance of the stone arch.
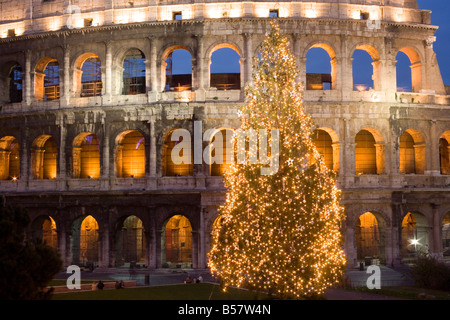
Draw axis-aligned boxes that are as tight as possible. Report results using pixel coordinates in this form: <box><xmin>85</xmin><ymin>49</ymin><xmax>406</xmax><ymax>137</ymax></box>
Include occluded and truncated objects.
<box><xmin>30</xmin><ymin>215</ymin><xmax>58</xmax><ymax>250</ymax></box>
<box><xmin>31</xmin><ymin>134</ymin><xmax>58</xmax><ymax>179</ymax></box>
<box><xmin>305</xmin><ymin>42</ymin><xmax>337</xmax><ymax>90</ymax></box>
<box><xmin>72</xmin><ymin>132</ymin><xmax>101</xmax><ymax>179</ymax></box>
<box><xmin>401</xmin><ymin>211</ymin><xmax>430</xmax><ymax>263</ymax></box>
<box><xmin>115</xmin><ymin>130</ymin><xmax>146</xmax><ymax>178</ymax></box>
<box><xmin>114</xmin><ymin>215</ymin><xmax>146</xmax><ymax>267</ymax></box>
<box><xmin>161</xmin><ymin>45</ymin><xmax>193</xmax><ymax>92</ymax></box>
<box><xmin>439</xmin><ymin>130</ymin><xmax>450</xmax><ymax>175</ymax></box>
<box><xmin>397</xmin><ymin>47</ymin><xmax>423</xmax><ymax>93</ymax></box>
<box><xmin>352</xmin><ymin>44</ymin><xmax>382</xmax><ymax>91</ymax></box>
<box><xmin>34</xmin><ymin>56</ymin><xmax>60</xmax><ymax>101</ymax></box>
<box><xmin>208</xmin><ymin>43</ymin><xmax>241</xmax><ymax>90</ymax></box>
<box><xmin>161</xmin><ymin>214</ymin><xmax>193</xmax><ymax>268</ymax></box>
<box><xmin>355</xmin><ymin>211</ymin><xmax>387</xmax><ymax>265</ymax></box>
<box><xmin>71</xmin><ymin>214</ymin><xmax>100</xmax><ymax>267</ymax></box>
<box><xmin>399</xmin><ymin>129</ymin><xmax>426</xmax><ymax>174</ymax></box>
<box><xmin>312</xmin><ymin>127</ymin><xmax>339</xmax><ymax>172</ymax></box>
<box><xmin>121</xmin><ymin>48</ymin><xmax>146</xmax><ymax>95</ymax></box>
<box><xmin>0</xmin><ymin>61</ymin><xmax>23</xmax><ymax>103</ymax></box>
<box><xmin>73</xmin><ymin>52</ymin><xmax>103</xmax><ymax>97</ymax></box>
<box><xmin>208</xmin><ymin>127</ymin><xmax>235</xmax><ymax>176</ymax></box>
<box><xmin>355</xmin><ymin>128</ymin><xmax>385</xmax><ymax>175</ymax></box>
<box><xmin>0</xmin><ymin>136</ymin><xmax>20</xmax><ymax>180</ymax></box>
<box><xmin>161</xmin><ymin>128</ymin><xmax>193</xmax><ymax>176</ymax></box>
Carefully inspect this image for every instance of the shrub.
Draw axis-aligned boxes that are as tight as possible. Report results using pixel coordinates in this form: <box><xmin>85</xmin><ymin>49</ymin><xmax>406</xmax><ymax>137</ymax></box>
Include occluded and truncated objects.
<box><xmin>409</xmin><ymin>253</ymin><xmax>450</xmax><ymax>291</ymax></box>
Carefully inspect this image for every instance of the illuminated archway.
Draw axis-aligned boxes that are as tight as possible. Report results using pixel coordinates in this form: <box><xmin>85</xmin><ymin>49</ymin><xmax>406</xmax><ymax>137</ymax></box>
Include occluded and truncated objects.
<box><xmin>355</xmin><ymin>212</ymin><xmax>386</xmax><ymax>265</ymax></box>
<box><xmin>32</xmin><ymin>135</ymin><xmax>57</xmax><ymax>179</ymax></box>
<box><xmin>35</xmin><ymin>57</ymin><xmax>60</xmax><ymax>101</ymax></box>
<box><xmin>73</xmin><ymin>133</ymin><xmax>100</xmax><ymax>179</ymax></box>
<box><xmin>440</xmin><ymin>131</ymin><xmax>450</xmax><ymax>175</ymax></box>
<box><xmin>443</xmin><ymin>212</ymin><xmax>450</xmax><ymax>262</ymax></box>
<box><xmin>397</xmin><ymin>47</ymin><xmax>422</xmax><ymax>93</ymax></box>
<box><xmin>74</xmin><ymin>53</ymin><xmax>102</xmax><ymax>97</ymax></box>
<box><xmin>122</xmin><ymin>49</ymin><xmax>146</xmax><ymax>95</ymax></box>
<box><xmin>355</xmin><ymin>129</ymin><xmax>385</xmax><ymax>175</ymax></box>
<box><xmin>399</xmin><ymin>129</ymin><xmax>425</xmax><ymax>174</ymax></box>
<box><xmin>0</xmin><ymin>136</ymin><xmax>20</xmax><ymax>180</ymax></box>
<box><xmin>210</xmin><ymin>128</ymin><xmax>235</xmax><ymax>176</ymax></box>
<box><xmin>162</xmin><ymin>215</ymin><xmax>192</xmax><ymax>268</ymax></box>
<box><xmin>306</xmin><ymin>43</ymin><xmax>336</xmax><ymax>90</ymax></box>
<box><xmin>115</xmin><ymin>215</ymin><xmax>145</xmax><ymax>267</ymax></box>
<box><xmin>401</xmin><ymin>212</ymin><xmax>429</xmax><ymax>263</ymax></box>
<box><xmin>162</xmin><ymin>129</ymin><xmax>193</xmax><ymax>176</ymax></box>
<box><xmin>209</xmin><ymin>45</ymin><xmax>241</xmax><ymax>90</ymax></box>
<box><xmin>71</xmin><ymin>215</ymin><xmax>99</xmax><ymax>267</ymax></box>
<box><xmin>162</xmin><ymin>47</ymin><xmax>192</xmax><ymax>92</ymax></box>
<box><xmin>116</xmin><ymin>130</ymin><xmax>146</xmax><ymax>178</ymax></box>
<box><xmin>312</xmin><ymin>129</ymin><xmax>339</xmax><ymax>172</ymax></box>
<box><xmin>352</xmin><ymin>45</ymin><xmax>381</xmax><ymax>91</ymax></box>
<box><xmin>31</xmin><ymin>215</ymin><xmax>57</xmax><ymax>250</ymax></box>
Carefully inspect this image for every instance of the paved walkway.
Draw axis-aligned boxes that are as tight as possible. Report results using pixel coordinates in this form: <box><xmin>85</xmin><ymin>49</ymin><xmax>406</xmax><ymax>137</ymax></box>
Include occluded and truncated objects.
<box><xmin>54</xmin><ymin>265</ymin><xmax>413</xmax><ymax>300</ymax></box>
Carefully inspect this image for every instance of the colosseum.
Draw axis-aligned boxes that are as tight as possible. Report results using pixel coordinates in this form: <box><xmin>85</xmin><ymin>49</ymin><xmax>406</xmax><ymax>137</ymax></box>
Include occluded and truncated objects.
<box><xmin>0</xmin><ymin>0</ymin><xmax>449</xmax><ymax>272</ymax></box>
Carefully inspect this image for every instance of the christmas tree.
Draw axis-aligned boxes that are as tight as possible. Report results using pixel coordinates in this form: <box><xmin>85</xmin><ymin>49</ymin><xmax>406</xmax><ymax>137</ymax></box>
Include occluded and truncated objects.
<box><xmin>207</xmin><ymin>22</ymin><xmax>347</xmax><ymax>299</ymax></box>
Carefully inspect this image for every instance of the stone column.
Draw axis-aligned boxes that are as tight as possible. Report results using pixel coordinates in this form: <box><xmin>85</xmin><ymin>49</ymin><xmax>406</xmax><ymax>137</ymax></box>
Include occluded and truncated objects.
<box><xmin>196</xmin><ymin>34</ymin><xmax>208</xmax><ymax>100</ymax></box>
<box><xmin>103</xmin><ymin>41</ymin><xmax>113</xmax><ymax>103</ymax></box>
<box><xmin>149</xmin><ymin>37</ymin><xmax>159</xmax><ymax>101</ymax></box>
<box><xmin>149</xmin><ymin>117</ymin><xmax>157</xmax><ymax>177</ymax></box>
<box><xmin>191</xmin><ymin>230</ymin><xmax>198</xmax><ymax>269</ymax></box>
<box><xmin>155</xmin><ymin>230</ymin><xmax>162</xmax><ymax>268</ymax></box>
<box><xmin>432</xmin><ymin>204</ymin><xmax>442</xmax><ymax>258</ymax></box>
<box><xmin>331</xmin><ymin>142</ymin><xmax>340</xmax><ymax>173</ymax></box>
<box><xmin>243</xmin><ymin>33</ymin><xmax>253</xmax><ymax>86</ymax></box>
<box><xmin>374</xmin><ymin>143</ymin><xmax>386</xmax><ymax>174</ymax></box>
<box><xmin>413</xmin><ymin>143</ymin><xmax>426</xmax><ymax>174</ymax></box>
<box><xmin>198</xmin><ymin>207</ymin><xmax>206</xmax><ymax>269</ymax></box>
<box><xmin>25</xmin><ymin>50</ymin><xmax>32</xmax><ymax>105</ymax></box>
<box><xmin>429</xmin><ymin>120</ymin><xmax>440</xmax><ymax>175</ymax></box>
<box><xmin>62</xmin><ymin>45</ymin><xmax>71</xmax><ymax>107</ymax></box>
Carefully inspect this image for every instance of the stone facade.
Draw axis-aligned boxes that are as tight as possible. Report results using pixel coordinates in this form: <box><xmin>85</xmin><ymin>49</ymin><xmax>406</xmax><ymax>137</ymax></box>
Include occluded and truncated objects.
<box><xmin>0</xmin><ymin>0</ymin><xmax>449</xmax><ymax>270</ymax></box>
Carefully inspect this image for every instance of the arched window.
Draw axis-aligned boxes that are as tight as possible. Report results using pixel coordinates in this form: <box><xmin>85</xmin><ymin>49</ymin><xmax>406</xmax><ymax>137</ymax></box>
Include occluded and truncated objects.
<box><xmin>210</xmin><ymin>46</ymin><xmax>241</xmax><ymax>90</ymax></box>
<box><xmin>312</xmin><ymin>129</ymin><xmax>337</xmax><ymax>171</ymax></box>
<box><xmin>73</xmin><ymin>133</ymin><xmax>101</xmax><ymax>179</ymax></box>
<box><xmin>352</xmin><ymin>49</ymin><xmax>374</xmax><ymax>91</ymax></box>
<box><xmin>31</xmin><ymin>216</ymin><xmax>57</xmax><ymax>250</ymax></box>
<box><xmin>439</xmin><ymin>131</ymin><xmax>450</xmax><ymax>175</ymax></box>
<box><xmin>81</xmin><ymin>56</ymin><xmax>102</xmax><ymax>97</ymax></box>
<box><xmin>399</xmin><ymin>130</ymin><xmax>425</xmax><ymax>174</ymax></box>
<box><xmin>401</xmin><ymin>212</ymin><xmax>429</xmax><ymax>263</ymax></box>
<box><xmin>355</xmin><ymin>212</ymin><xmax>386</xmax><ymax>265</ymax></box>
<box><xmin>123</xmin><ymin>49</ymin><xmax>146</xmax><ymax>95</ymax></box>
<box><xmin>116</xmin><ymin>130</ymin><xmax>146</xmax><ymax>178</ymax></box>
<box><xmin>35</xmin><ymin>58</ymin><xmax>60</xmax><ymax>101</ymax></box>
<box><xmin>0</xmin><ymin>136</ymin><xmax>20</xmax><ymax>180</ymax></box>
<box><xmin>8</xmin><ymin>64</ymin><xmax>22</xmax><ymax>103</ymax></box>
<box><xmin>162</xmin><ymin>129</ymin><xmax>193</xmax><ymax>176</ymax></box>
<box><xmin>355</xmin><ymin>129</ymin><xmax>385</xmax><ymax>175</ymax></box>
<box><xmin>162</xmin><ymin>215</ymin><xmax>192</xmax><ymax>268</ymax></box>
<box><xmin>164</xmin><ymin>48</ymin><xmax>192</xmax><ymax>92</ymax></box>
<box><xmin>306</xmin><ymin>46</ymin><xmax>334</xmax><ymax>90</ymax></box>
<box><xmin>210</xmin><ymin>128</ymin><xmax>235</xmax><ymax>176</ymax></box>
<box><xmin>115</xmin><ymin>215</ymin><xmax>145</xmax><ymax>267</ymax></box>
<box><xmin>71</xmin><ymin>215</ymin><xmax>99</xmax><ymax>267</ymax></box>
<box><xmin>397</xmin><ymin>48</ymin><xmax>422</xmax><ymax>93</ymax></box>
<box><xmin>32</xmin><ymin>135</ymin><xmax>58</xmax><ymax>179</ymax></box>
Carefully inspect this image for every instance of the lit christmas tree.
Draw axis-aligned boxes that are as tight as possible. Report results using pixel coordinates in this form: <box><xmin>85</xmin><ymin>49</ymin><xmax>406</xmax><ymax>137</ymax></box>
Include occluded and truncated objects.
<box><xmin>208</xmin><ymin>22</ymin><xmax>347</xmax><ymax>299</ymax></box>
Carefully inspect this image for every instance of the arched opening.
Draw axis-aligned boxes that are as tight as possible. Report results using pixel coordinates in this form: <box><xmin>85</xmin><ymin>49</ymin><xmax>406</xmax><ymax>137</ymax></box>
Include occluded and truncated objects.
<box><xmin>355</xmin><ymin>212</ymin><xmax>386</xmax><ymax>265</ymax></box>
<box><xmin>397</xmin><ymin>47</ymin><xmax>422</xmax><ymax>93</ymax></box>
<box><xmin>73</xmin><ymin>133</ymin><xmax>100</xmax><ymax>179</ymax></box>
<box><xmin>71</xmin><ymin>215</ymin><xmax>99</xmax><ymax>268</ymax></box>
<box><xmin>312</xmin><ymin>129</ymin><xmax>338</xmax><ymax>171</ymax></box>
<box><xmin>162</xmin><ymin>129</ymin><xmax>193</xmax><ymax>176</ymax></box>
<box><xmin>32</xmin><ymin>135</ymin><xmax>57</xmax><ymax>179</ymax></box>
<box><xmin>306</xmin><ymin>45</ymin><xmax>335</xmax><ymax>90</ymax></box>
<box><xmin>352</xmin><ymin>45</ymin><xmax>380</xmax><ymax>92</ymax></box>
<box><xmin>395</xmin><ymin>51</ymin><xmax>412</xmax><ymax>92</ymax></box>
<box><xmin>35</xmin><ymin>57</ymin><xmax>60</xmax><ymax>101</ymax></box>
<box><xmin>210</xmin><ymin>128</ymin><xmax>235</xmax><ymax>176</ymax></box>
<box><xmin>8</xmin><ymin>63</ymin><xmax>22</xmax><ymax>103</ymax></box>
<box><xmin>440</xmin><ymin>131</ymin><xmax>450</xmax><ymax>175</ymax></box>
<box><xmin>399</xmin><ymin>129</ymin><xmax>425</xmax><ymax>174</ymax></box>
<box><xmin>115</xmin><ymin>215</ymin><xmax>145</xmax><ymax>267</ymax></box>
<box><xmin>75</xmin><ymin>53</ymin><xmax>102</xmax><ymax>97</ymax></box>
<box><xmin>164</xmin><ymin>48</ymin><xmax>192</xmax><ymax>92</ymax></box>
<box><xmin>355</xmin><ymin>129</ymin><xmax>384</xmax><ymax>175</ymax></box>
<box><xmin>443</xmin><ymin>212</ymin><xmax>450</xmax><ymax>262</ymax></box>
<box><xmin>161</xmin><ymin>215</ymin><xmax>192</xmax><ymax>268</ymax></box>
<box><xmin>210</xmin><ymin>46</ymin><xmax>241</xmax><ymax>90</ymax></box>
<box><xmin>0</xmin><ymin>136</ymin><xmax>20</xmax><ymax>180</ymax></box>
<box><xmin>116</xmin><ymin>130</ymin><xmax>146</xmax><ymax>178</ymax></box>
<box><xmin>123</xmin><ymin>49</ymin><xmax>146</xmax><ymax>95</ymax></box>
<box><xmin>401</xmin><ymin>212</ymin><xmax>429</xmax><ymax>263</ymax></box>
<box><xmin>31</xmin><ymin>215</ymin><xmax>57</xmax><ymax>250</ymax></box>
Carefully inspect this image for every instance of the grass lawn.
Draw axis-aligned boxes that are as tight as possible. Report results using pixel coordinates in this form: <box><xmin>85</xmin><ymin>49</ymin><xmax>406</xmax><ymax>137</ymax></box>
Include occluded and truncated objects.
<box><xmin>51</xmin><ymin>283</ymin><xmax>268</xmax><ymax>300</ymax></box>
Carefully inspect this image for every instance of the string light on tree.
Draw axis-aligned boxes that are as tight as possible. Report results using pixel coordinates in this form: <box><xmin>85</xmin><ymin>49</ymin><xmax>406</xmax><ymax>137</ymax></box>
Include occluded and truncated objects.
<box><xmin>208</xmin><ymin>21</ymin><xmax>346</xmax><ymax>299</ymax></box>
